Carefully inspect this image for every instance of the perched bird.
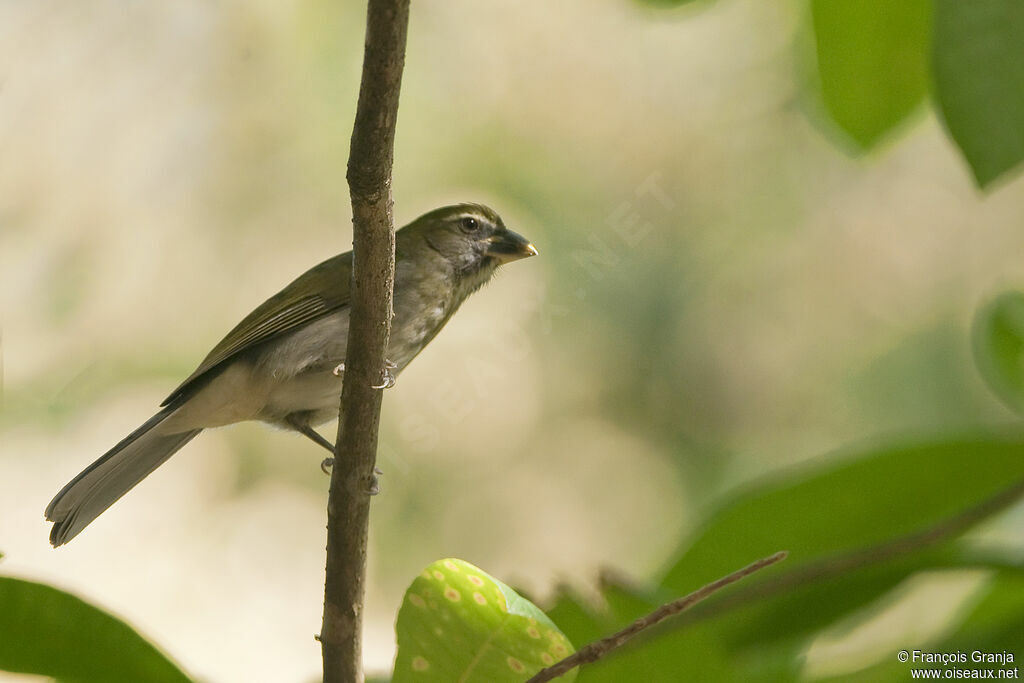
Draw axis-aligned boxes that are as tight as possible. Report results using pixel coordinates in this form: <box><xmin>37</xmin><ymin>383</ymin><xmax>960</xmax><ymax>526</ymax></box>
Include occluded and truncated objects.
<box><xmin>46</xmin><ymin>204</ymin><xmax>537</xmax><ymax>546</ymax></box>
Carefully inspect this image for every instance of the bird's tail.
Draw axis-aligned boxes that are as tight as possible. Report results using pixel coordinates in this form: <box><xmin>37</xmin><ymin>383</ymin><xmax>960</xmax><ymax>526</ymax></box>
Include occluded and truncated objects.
<box><xmin>45</xmin><ymin>407</ymin><xmax>202</xmax><ymax>546</ymax></box>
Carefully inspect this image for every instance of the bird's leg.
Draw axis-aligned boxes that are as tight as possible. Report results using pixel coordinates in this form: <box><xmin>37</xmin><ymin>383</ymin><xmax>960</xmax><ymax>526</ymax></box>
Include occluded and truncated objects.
<box><xmin>371</xmin><ymin>359</ymin><xmax>398</xmax><ymax>389</ymax></box>
<box><xmin>292</xmin><ymin>425</ymin><xmax>384</xmax><ymax>485</ymax></box>
<box><xmin>285</xmin><ymin>416</ymin><xmax>338</xmax><ymax>474</ymax></box>
<box><xmin>295</xmin><ymin>424</ymin><xmax>336</xmax><ymax>453</ymax></box>
<box><xmin>287</xmin><ymin>399</ymin><xmax>386</xmax><ymax>490</ymax></box>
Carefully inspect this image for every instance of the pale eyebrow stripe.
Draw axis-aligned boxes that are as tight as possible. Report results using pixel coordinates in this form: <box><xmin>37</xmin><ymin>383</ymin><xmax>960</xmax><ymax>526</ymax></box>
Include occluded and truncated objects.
<box><xmin>454</xmin><ymin>210</ymin><xmax>494</xmax><ymax>224</ymax></box>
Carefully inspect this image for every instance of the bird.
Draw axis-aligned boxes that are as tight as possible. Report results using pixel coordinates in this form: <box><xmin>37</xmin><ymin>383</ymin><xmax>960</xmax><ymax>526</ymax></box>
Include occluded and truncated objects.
<box><xmin>45</xmin><ymin>203</ymin><xmax>537</xmax><ymax>546</ymax></box>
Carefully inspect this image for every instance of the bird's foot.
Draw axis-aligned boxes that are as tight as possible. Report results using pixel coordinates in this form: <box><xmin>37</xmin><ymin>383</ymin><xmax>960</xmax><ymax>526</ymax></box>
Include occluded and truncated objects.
<box><xmin>367</xmin><ymin>472</ymin><xmax>380</xmax><ymax>496</ymax></box>
<box><xmin>371</xmin><ymin>359</ymin><xmax>398</xmax><ymax>389</ymax></box>
<box><xmin>332</xmin><ymin>363</ymin><xmax>345</xmax><ymax>377</ymax></box>
<box><xmin>320</xmin><ymin>459</ymin><xmax>383</xmax><ymax>479</ymax></box>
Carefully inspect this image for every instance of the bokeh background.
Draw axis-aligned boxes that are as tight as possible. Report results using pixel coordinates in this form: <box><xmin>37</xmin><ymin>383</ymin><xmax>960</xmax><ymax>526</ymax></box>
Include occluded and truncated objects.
<box><xmin>2</xmin><ymin>0</ymin><xmax>1024</xmax><ymax>681</ymax></box>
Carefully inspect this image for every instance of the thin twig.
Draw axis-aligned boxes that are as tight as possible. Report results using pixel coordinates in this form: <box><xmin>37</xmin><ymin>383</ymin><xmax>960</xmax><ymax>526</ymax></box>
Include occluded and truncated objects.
<box><xmin>320</xmin><ymin>1</ymin><xmax>410</xmax><ymax>682</ymax></box>
<box><xmin>526</xmin><ymin>551</ymin><xmax>789</xmax><ymax>683</ymax></box>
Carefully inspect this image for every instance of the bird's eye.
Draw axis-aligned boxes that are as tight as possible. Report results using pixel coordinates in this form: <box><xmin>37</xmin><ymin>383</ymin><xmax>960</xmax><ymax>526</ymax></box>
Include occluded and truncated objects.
<box><xmin>460</xmin><ymin>216</ymin><xmax>480</xmax><ymax>233</ymax></box>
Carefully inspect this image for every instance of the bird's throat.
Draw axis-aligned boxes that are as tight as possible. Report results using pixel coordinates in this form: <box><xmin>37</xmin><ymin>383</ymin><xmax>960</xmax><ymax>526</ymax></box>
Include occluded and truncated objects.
<box><xmin>455</xmin><ymin>258</ymin><xmax>499</xmax><ymax>300</ymax></box>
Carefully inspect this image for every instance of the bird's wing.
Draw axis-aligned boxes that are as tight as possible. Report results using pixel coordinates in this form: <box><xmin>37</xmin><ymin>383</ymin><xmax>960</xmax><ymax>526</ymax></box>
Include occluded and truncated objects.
<box><xmin>161</xmin><ymin>251</ymin><xmax>352</xmax><ymax>406</ymax></box>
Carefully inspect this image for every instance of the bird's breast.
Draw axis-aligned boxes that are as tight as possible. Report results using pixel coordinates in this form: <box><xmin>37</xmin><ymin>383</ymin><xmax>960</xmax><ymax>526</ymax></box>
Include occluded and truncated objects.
<box><xmin>388</xmin><ymin>293</ymin><xmax>450</xmax><ymax>369</ymax></box>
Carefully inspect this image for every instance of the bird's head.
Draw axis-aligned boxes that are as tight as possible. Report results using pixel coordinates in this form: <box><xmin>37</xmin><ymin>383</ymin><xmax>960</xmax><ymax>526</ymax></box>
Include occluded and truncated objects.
<box><xmin>407</xmin><ymin>204</ymin><xmax>538</xmax><ymax>280</ymax></box>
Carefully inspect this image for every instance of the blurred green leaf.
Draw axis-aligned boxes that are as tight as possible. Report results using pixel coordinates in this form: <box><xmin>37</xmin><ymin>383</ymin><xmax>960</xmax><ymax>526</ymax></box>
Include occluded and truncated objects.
<box><xmin>579</xmin><ymin>578</ymin><xmax>742</xmax><ymax>683</ymax></box>
<box><xmin>710</xmin><ymin>551</ymin><xmax>975</xmax><ymax>653</ymax></box>
<box><xmin>973</xmin><ymin>291</ymin><xmax>1024</xmax><ymax>413</ymax></box>
<box><xmin>715</xmin><ymin>534</ymin><xmax>1024</xmax><ymax>653</ymax></box>
<box><xmin>548</xmin><ymin>569</ymin><xmax>798</xmax><ymax>681</ymax></box>
<box><xmin>659</xmin><ymin>435</ymin><xmax>1024</xmax><ymax>657</ymax></box>
<box><xmin>850</xmin><ymin>322</ymin><xmax>995</xmax><ymax>433</ymax></box>
<box><xmin>937</xmin><ymin>570</ymin><xmax>1024</xmax><ymax>653</ymax></box>
<box><xmin>811</xmin><ymin>0</ymin><xmax>931</xmax><ymax>149</ymax></box>
<box><xmin>662</xmin><ymin>435</ymin><xmax>1024</xmax><ymax>591</ymax></box>
<box><xmin>393</xmin><ymin>558</ymin><xmax>576</xmax><ymax>683</ymax></box>
<box><xmin>543</xmin><ymin>587</ymin><xmax>606</xmax><ymax>649</ymax></box>
<box><xmin>0</xmin><ymin>577</ymin><xmax>192</xmax><ymax>683</ymax></box>
<box><xmin>545</xmin><ymin>435</ymin><xmax>1024</xmax><ymax>681</ymax></box>
<box><xmin>816</xmin><ymin>569</ymin><xmax>1024</xmax><ymax>682</ymax></box>
<box><xmin>547</xmin><ymin>429</ymin><xmax>1024</xmax><ymax>682</ymax></box>
<box><xmin>576</xmin><ymin>624</ymin><xmax>742</xmax><ymax>683</ymax></box>
<box><xmin>933</xmin><ymin>0</ymin><xmax>1024</xmax><ymax>187</ymax></box>
<box><xmin>815</xmin><ymin>656</ymin><xmax>905</xmax><ymax>682</ymax></box>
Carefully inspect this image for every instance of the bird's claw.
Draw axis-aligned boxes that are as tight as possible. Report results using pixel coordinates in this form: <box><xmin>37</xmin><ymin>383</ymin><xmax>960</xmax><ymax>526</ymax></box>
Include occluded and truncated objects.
<box><xmin>332</xmin><ymin>363</ymin><xmax>345</xmax><ymax>377</ymax></box>
<box><xmin>321</xmin><ymin>460</ymin><xmax>382</xmax><ymax>480</ymax></box>
<box><xmin>368</xmin><ymin>465</ymin><xmax>384</xmax><ymax>494</ymax></box>
<box><xmin>371</xmin><ymin>360</ymin><xmax>397</xmax><ymax>389</ymax></box>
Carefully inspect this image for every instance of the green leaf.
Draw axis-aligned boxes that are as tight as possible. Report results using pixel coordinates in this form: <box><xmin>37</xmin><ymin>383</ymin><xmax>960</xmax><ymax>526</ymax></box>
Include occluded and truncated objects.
<box><xmin>544</xmin><ymin>588</ymin><xmax>607</xmax><ymax>650</ymax></box>
<box><xmin>712</xmin><ymin>551</ymin><xmax>972</xmax><ymax>652</ymax></box>
<box><xmin>582</xmin><ymin>579</ymin><xmax>744</xmax><ymax>683</ymax></box>
<box><xmin>0</xmin><ymin>577</ymin><xmax>192</xmax><ymax>683</ymax></box>
<box><xmin>548</xmin><ymin>574</ymin><xmax>794</xmax><ymax>682</ymax></box>
<box><xmin>393</xmin><ymin>559</ymin><xmax>576</xmax><ymax>683</ymax></box>
<box><xmin>664</xmin><ymin>435</ymin><xmax>1024</xmax><ymax>591</ymax></box>
<box><xmin>816</xmin><ymin>569</ymin><xmax>1024</xmax><ymax>682</ymax></box>
<box><xmin>551</xmin><ymin>436</ymin><xmax>1024</xmax><ymax>681</ymax></box>
<box><xmin>937</xmin><ymin>570</ymin><xmax>1024</xmax><ymax>653</ymax></box>
<box><xmin>660</xmin><ymin>435</ymin><xmax>1024</xmax><ymax>650</ymax></box>
<box><xmin>576</xmin><ymin>624</ymin><xmax>743</xmax><ymax>683</ymax></box>
<box><xmin>933</xmin><ymin>0</ymin><xmax>1024</xmax><ymax>187</ymax></box>
<box><xmin>811</xmin><ymin>0</ymin><xmax>931</xmax><ymax>149</ymax></box>
<box><xmin>973</xmin><ymin>291</ymin><xmax>1024</xmax><ymax>413</ymax></box>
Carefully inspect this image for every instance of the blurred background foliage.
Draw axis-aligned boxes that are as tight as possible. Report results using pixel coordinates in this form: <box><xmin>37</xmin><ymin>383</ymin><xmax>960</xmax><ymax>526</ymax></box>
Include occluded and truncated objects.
<box><xmin>2</xmin><ymin>0</ymin><xmax>1024</xmax><ymax>681</ymax></box>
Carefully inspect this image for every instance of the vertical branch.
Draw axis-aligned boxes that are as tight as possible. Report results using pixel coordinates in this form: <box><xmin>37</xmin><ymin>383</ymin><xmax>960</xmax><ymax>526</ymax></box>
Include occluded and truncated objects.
<box><xmin>321</xmin><ymin>1</ymin><xmax>410</xmax><ymax>682</ymax></box>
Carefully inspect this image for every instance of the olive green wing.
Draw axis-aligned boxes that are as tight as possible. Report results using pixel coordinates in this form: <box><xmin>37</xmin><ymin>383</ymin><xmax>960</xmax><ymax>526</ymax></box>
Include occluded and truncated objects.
<box><xmin>161</xmin><ymin>251</ymin><xmax>352</xmax><ymax>406</ymax></box>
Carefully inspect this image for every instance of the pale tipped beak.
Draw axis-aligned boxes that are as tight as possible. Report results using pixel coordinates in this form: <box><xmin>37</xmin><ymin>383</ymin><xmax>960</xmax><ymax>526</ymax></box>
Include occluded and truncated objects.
<box><xmin>486</xmin><ymin>229</ymin><xmax>538</xmax><ymax>263</ymax></box>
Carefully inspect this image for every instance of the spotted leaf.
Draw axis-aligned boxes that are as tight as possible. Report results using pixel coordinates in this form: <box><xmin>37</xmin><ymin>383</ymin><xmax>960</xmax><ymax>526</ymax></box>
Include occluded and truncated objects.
<box><xmin>394</xmin><ymin>558</ymin><xmax>576</xmax><ymax>682</ymax></box>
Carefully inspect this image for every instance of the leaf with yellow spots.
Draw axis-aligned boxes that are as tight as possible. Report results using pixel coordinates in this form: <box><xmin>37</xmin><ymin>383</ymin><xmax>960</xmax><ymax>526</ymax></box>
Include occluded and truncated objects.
<box><xmin>394</xmin><ymin>558</ymin><xmax>576</xmax><ymax>682</ymax></box>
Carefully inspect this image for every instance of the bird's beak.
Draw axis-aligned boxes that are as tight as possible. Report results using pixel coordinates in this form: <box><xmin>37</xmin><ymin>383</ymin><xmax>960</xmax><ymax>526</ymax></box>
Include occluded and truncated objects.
<box><xmin>486</xmin><ymin>229</ymin><xmax>539</xmax><ymax>264</ymax></box>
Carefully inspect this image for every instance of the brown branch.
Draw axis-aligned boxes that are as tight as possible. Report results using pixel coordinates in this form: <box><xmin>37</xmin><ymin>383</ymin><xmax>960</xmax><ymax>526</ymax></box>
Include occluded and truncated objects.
<box><xmin>526</xmin><ymin>551</ymin><xmax>789</xmax><ymax>683</ymax></box>
<box><xmin>320</xmin><ymin>1</ymin><xmax>410</xmax><ymax>682</ymax></box>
